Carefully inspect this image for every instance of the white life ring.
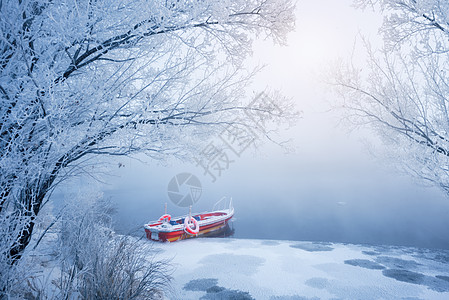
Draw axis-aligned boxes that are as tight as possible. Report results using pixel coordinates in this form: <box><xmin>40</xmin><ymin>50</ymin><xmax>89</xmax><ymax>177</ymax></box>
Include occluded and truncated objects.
<box><xmin>184</xmin><ymin>216</ymin><xmax>199</xmax><ymax>235</ymax></box>
<box><xmin>158</xmin><ymin>214</ymin><xmax>171</xmax><ymax>223</ymax></box>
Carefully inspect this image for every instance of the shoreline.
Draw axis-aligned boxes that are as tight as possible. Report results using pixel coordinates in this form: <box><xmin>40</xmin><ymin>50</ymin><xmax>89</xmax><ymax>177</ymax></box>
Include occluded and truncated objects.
<box><xmin>139</xmin><ymin>237</ymin><xmax>449</xmax><ymax>299</ymax></box>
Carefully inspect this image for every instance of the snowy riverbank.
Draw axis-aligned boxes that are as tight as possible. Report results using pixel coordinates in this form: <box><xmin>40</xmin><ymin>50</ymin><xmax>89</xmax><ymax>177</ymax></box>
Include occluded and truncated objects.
<box><xmin>140</xmin><ymin>238</ymin><xmax>449</xmax><ymax>299</ymax></box>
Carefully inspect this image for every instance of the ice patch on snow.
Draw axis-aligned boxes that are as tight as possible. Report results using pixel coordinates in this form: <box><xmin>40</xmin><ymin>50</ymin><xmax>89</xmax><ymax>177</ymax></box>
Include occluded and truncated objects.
<box><xmin>200</xmin><ymin>288</ymin><xmax>254</xmax><ymax>300</ymax></box>
<box><xmin>183</xmin><ymin>278</ymin><xmax>218</xmax><ymax>291</ymax></box>
<box><xmin>436</xmin><ymin>275</ymin><xmax>449</xmax><ymax>282</ymax></box>
<box><xmin>382</xmin><ymin>269</ymin><xmax>425</xmax><ymax>284</ymax></box>
<box><xmin>305</xmin><ymin>278</ymin><xmax>329</xmax><ymax>289</ymax></box>
<box><xmin>183</xmin><ymin>278</ymin><xmax>255</xmax><ymax>299</ymax></box>
<box><xmin>382</xmin><ymin>269</ymin><xmax>449</xmax><ymax>292</ymax></box>
<box><xmin>375</xmin><ymin>256</ymin><xmax>421</xmax><ymax>270</ymax></box>
<box><xmin>344</xmin><ymin>259</ymin><xmax>385</xmax><ymax>270</ymax></box>
<box><xmin>362</xmin><ymin>250</ymin><xmax>380</xmax><ymax>256</ymax></box>
<box><xmin>290</xmin><ymin>242</ymin><xmax>334</xmax><ymax>252</ymax></box>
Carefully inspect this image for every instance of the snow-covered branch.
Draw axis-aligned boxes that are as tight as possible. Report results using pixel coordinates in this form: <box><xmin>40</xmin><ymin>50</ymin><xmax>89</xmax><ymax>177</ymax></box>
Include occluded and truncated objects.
<box><xmin>0</xmin><ymin>0</ymin><xmax>296</xmax><ymax>284</ymax></box>
<box><xmin>334</xmin><ymin>0</ymin><xmax>449</xmax><ymax>194</ymax></box>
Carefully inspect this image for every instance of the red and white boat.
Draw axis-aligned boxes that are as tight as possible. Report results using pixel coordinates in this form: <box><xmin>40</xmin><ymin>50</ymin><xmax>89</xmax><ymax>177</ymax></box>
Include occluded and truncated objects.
<box><xmin>144</xmin><ymin>198</ymin><xmax>234</xmax><ymax>242</ymax></box>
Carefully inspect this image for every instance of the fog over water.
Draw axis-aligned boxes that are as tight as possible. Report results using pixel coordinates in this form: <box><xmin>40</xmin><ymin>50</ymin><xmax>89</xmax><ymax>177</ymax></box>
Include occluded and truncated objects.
<box><xmin>53</xmin><ymin>0</ymin><xmax>449</xmax><ymax>250</ymax></box>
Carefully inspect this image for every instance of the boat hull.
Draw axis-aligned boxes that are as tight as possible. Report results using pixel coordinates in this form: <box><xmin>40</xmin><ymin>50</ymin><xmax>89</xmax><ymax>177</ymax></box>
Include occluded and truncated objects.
<box><xmin>144</xmin><ymin>210</ymin><xmax>233</xmax><ymax>242</ymax></box>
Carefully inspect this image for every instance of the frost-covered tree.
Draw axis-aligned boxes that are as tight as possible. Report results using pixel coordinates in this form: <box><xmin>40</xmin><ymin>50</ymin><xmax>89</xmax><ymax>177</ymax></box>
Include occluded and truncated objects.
<box><xmin>334</xmin><ymin>0</ymin><xmax>449</xmax><ymax>194</ymax></box>
<box><xmin>0</xmin><ymin>0</ymin><xmax>295</xmax><ymax>274</ymax></box>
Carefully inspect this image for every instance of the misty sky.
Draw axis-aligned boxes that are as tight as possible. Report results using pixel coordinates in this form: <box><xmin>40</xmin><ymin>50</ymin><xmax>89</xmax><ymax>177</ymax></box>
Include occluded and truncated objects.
<box><xmin>55</xmin><ymin>0</ymin><xmax>449</xmax><ymax>249</ymax></box>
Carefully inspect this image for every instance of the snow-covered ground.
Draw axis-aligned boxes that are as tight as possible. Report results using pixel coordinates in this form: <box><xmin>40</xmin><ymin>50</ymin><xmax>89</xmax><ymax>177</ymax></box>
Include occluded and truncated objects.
<box><xmin>141</xmin><ymin>238</ymin><xmax>449</xmax><ymax>300</ymax></box>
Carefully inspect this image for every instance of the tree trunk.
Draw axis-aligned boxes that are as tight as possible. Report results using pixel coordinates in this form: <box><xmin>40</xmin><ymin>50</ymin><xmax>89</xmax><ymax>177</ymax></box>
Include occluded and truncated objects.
<box><xmin>7</xmin><ymin>175</ymin><xmax>55</xmax><ymax>265</ymax></box>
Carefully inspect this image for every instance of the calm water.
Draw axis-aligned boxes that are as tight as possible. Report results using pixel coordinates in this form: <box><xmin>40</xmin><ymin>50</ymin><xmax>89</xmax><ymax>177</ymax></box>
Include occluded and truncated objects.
<box><xmin>50</xmin><ymin>152</ymin><xmax>449</xmax><ymax>250</ymax></box>
<box><xmin>104</xmin><ymin>164</ymin><xmax>449</xmax><ymax>250</ymax></box>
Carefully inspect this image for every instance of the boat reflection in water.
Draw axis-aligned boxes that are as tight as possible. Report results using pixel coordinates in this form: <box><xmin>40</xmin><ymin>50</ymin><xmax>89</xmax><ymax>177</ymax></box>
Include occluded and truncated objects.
<box><xmin>201</xmin><ymin>223</ymin><xmax>235</xmax><ymax>238</ymax></box>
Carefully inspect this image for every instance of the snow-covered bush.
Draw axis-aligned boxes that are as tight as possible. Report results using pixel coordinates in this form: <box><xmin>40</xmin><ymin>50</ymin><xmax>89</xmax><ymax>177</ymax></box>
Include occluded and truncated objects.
<box><xmin>4</xmin><ymin>189</ymin><xmax>172</xmax><ymax>300</ymax></box>
<box><xmin>53</xmin><ymin>191</ymin><xmax>172</xmax><ymax>300</ymax></box>
<box><xmin>75</xmin><ymin>236</ymin><xmax>172</xmax><ymax>300</ymax></box>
